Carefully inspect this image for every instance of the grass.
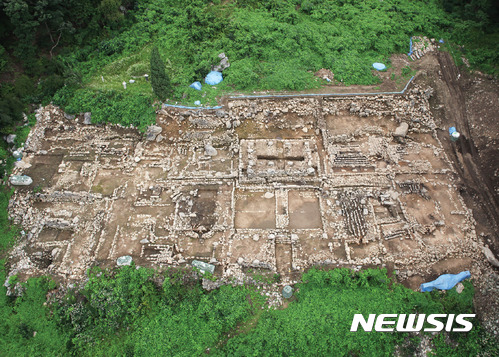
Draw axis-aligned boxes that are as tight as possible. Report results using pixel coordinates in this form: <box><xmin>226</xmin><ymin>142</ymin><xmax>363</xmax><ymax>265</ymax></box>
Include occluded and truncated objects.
<box><xmin>401</xmin><ymin>65</ymin><xmax>417</xmax><ymax>78</ymax></box>
<box><xmin>91</xmin><ymin>185</ymin><xmax>104</xmax><ymax>194</ymax></box>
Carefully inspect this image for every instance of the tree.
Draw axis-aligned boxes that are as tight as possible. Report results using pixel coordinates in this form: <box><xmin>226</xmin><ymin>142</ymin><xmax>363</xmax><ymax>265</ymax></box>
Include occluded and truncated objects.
<box><xmin>99</xmin><ymin>0</ymin><xmax>124</xmax><ymax>24</ymax></box>
<box><xmin>150</xmin><ymin>46</ymin><xmax>171</xmax><ymax>101</ymax></box>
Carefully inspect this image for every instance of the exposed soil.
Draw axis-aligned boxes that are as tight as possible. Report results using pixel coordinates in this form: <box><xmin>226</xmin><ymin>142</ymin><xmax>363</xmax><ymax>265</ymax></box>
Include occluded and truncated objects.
<box><xmin>407</xmin><ymin>51</ymin><xmax>499</xmax><ymax>334</ymax></box>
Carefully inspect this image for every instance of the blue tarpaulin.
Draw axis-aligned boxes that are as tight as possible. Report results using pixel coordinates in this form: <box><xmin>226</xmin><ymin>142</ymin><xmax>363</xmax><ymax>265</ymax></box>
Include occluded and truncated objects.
<box><xmin>408</xmin><ymin>37</ymin><xmax>413</xmax><ymax>56</ymax></box>
<box><xmin>420</xmin><ymin>271</ymin><xmax>471</xmax><ymax>292</ymax></box>
<box><xmin>189</xmin><ymin>81</ymin><xmax>202</xmax><ymax>91</ymax></box>
<box><xmin>205</xmin><ymin>71</ymin><xmax>223</xmax><ymax>85</ymax></box>
<box><xmin>449</xmin><ymin>127</ymin><xmax>457</xmax><ymax>135</ymax></box>
<box><xmin>372</xmin><ymin>63</ymin><xmax>386</xmax><ymax>71</ymax></box>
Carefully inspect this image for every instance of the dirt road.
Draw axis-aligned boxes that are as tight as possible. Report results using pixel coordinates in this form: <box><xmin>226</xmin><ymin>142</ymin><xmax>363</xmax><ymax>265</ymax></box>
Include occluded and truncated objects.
<box><xmin>436</xmin><ymin>52</ymin><xmax>499</xmax><ymax>239</ymax></box>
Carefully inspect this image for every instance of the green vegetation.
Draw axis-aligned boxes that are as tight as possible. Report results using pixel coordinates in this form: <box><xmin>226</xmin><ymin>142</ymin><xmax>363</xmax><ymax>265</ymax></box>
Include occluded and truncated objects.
<box><xmin>0</xmin><ymin>187</ymin><xmax>18</xmax><ymax>251</ymax></box>
<box><xmin>53</xmin><ymin>88</ymin><xmax>155</xmax><ymax>131</ymax></box>
<box><xmin>0</xmin><ymin>266</ymin><xmax>497</xmax><ymax>356</ymax></box>
<box><xmin>0</xmin><ymin>265</ymin><xmax>255</xmax><ymax>356</ymax></box>
<box><xmin>401</xmin><ymin>65</ymin><xmax>417</xmax><ymax>78</ymax></box>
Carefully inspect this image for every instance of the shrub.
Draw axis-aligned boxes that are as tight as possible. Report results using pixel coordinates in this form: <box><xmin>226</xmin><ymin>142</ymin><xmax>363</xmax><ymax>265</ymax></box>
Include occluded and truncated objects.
<box><xmin>99</xmin><ymin>37</ymin><xmax>125</xmax><ymax>56</ymax></box>
<box><xmin>14</xmin><ymin>75</ymin><xmax>36</xmax><ymax>100</ymax></box>
<box><xmin>39</xmin><ymin>74</ymin><xmax>65</xmax><ymax>101</ymax></box>
<box><xmin>64</xmin><ymin>89</ymin><xmax>155</xmax><ymax>131</ymax></box>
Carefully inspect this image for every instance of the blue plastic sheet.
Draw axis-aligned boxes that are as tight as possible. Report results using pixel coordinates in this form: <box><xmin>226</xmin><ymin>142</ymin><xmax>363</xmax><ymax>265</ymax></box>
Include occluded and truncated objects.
<box><xmin>205</xmin><ymin>71</ymin><xmax>223</xmax><ymax>85</ymax></box>
<box><xmin>449</xmin><ymin>126</ymin><xmax>457</xmax><ymax>135</ymax></box>
<box><xmin>408</xmin><ymin>37</ymin><xmax>413</xmax><ymax>56</ymax></box>
<box><xmin>372</xmin><ymin>63</ymin><xmax>386</xmax><ymax>71</ymax></box>
<box><xmin>162</xmin><ymin>103</ymin><xmax>222</xmax><ymax>110</ymax></box>
<box><xmin>439</xmin><ymin>39</ymin><xmax>445</xmax><ymax>44</ymax></box>
<box><xmin>420</xmin><ymin>271</ymin><xmax>471</xmax><ymax>292</ymax></box>
<box><xmin>189</xmin><ymin>81</ymin><xmax>202</xmax><ymax>91</ymax></box>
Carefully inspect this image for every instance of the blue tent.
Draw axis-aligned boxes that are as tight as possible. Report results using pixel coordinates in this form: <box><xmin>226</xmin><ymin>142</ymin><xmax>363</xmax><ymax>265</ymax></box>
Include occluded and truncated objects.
<box><xmin>420</xmin><ymin>271</ymin><xmax>471</xmax><ymax>292</ymax></box>
<box><xmin>372</xmin><ymin>63</ymin><xmax>386</xmax><ymax>71</ymax></box>
<box><xmin>205</xmin><ymin>71</ymin><xmax>223</xmax><ymax>85</ymax></box>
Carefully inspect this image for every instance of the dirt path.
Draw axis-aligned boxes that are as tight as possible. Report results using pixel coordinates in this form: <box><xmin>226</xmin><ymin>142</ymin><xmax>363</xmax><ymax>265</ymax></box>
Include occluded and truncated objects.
<box><xmin>436</xmin><ymin>52</ymin><xmax>499</xmax><ymax>238</ymax></box>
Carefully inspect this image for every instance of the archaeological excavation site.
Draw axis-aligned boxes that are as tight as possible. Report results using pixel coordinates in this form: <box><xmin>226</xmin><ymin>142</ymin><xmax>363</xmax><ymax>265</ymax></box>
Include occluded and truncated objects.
<box><xmin>7</xmin><ymin>80</ymin><xmax>493</xmax><ymax>297</ymax></box>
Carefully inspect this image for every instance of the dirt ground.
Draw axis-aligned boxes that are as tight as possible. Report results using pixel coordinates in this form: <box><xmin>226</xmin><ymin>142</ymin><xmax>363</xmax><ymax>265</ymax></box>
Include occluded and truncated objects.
<box><xmin>409</xmin><ymin>51</ymin><xmax>499</xmax><ymax>335</ymax></box>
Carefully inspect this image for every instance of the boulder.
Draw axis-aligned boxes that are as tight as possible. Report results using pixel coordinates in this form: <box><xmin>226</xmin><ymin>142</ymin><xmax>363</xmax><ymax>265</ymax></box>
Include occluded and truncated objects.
<box><xmin>83</xmin><ymin>112</ymin><xmax>92</xmax><ymax>125</ymax></box>
<box><xmin>204</xmin><ymin>144</ymin><xmax>217</xmax><ymax>156</ymax></box>
<box><xmin>393</xmin><ymin>122</ymin><xmax>409</xmax><ymax>137</ymax></box>
<box><xmin>213</xmin><ymin>52</ymin><xmax>230</xmax><ymax>72</ymax></box>
<box><xmin>14</xmin><ymin>161</ymin><xmax>31</xmax><ymax>169</ymax></box>
<box><xmin>145</xmin><ymin>125</ymin><xmax>162</xmax><ymax>141</ymax></box>
<box><xmin>483</xmin><ymin>245</ymin><xmax>499</xmax><ymax>268</ymax></box>
<box><xmin>5</xmin><ymin>134</ymin><xmax>16</xmax><ymax>144</ymax></box>
<box><xmin>10</xmin><ymin>175</ymin><xmax>33</xmax><ymax>186</ymax></box>
<box><xmin>215</xmin><ymin>109</ymin><xmax>226</xmax><ymax>118</ymax></box>
<box><xmin>264</xmin><ymin>192</ymin><xmax>274</xmax><ymax>199</ymax></box>
<box><xmin>192</xmin><ymin>260</ymin><xmax>215</xmax><ymax>274</ymax></box>
<box><xmin>117</xmin><ymin>255</ymin><xmax>133</xmax><ymax>266</ymax></box>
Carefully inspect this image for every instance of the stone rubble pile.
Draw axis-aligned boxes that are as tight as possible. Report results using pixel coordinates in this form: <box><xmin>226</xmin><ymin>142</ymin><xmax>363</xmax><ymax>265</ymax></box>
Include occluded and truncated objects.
<box><xmin>410</xmin><ymin>36</ymin><xmax>437</xmax><ymax>61</ymax></box>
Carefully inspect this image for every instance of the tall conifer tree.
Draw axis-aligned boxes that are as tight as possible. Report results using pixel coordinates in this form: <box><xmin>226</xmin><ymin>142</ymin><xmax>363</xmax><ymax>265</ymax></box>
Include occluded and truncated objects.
<box><xmin>150</xmin><ymin>46</ymin><xmax>171</xmax><ymax>100</ymax></box>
